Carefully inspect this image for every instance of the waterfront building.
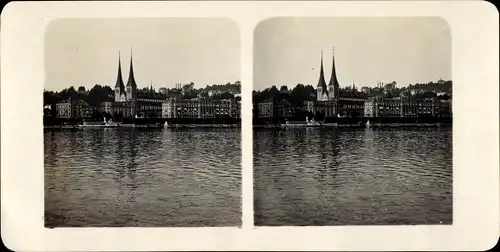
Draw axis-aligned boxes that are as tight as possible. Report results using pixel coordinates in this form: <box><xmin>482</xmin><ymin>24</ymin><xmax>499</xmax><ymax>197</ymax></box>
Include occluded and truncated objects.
<box><xmin>364</xmin><ymin>97</ymin><xmax>445</xmax><ymax>118</ymax></box>
<box><xmin>364</xmin><ymin>97</ymin><xmax>406</xmax><ymax>118</ymax></box>
<box><xmin>379</xmin><ymin>97</ymin><xmax>404</xmax><ymax>118</ymax></box>
<box><xmin>175</xmin><ymin>98</ymin><xmax>200</xmax><ymax>119</ymax></box>
<box><xmin>136</xmin><ymin>91</ymin><xmax>165</xmax><ymax>118</ymax></box>
<box><xmin>55</xmin><ymin>99</ymin><xmax>73</xmax><ymax>119</ymax></box>
<box><xmin>401</xmin><ymin>98</ymin><xmax>438</xmax><ymax>118</ymax></box>
<box><xmin>162</xmin><ymin>97</ymin><xmax>241</xmax><ymax>119</ymax></box>
<box><xmin>337</xmin><ymin>95</ymin><xmax>367</xmax><ymax>117</ymax></box>
<box><xmin>257</xmin><ymin>101</ymin><xmax>275</xmax><ymax>118</ymax></box>
<box><xmin>314</xmin><ymin>48</ymin><xmax>367</xmax><ymax>118</ymax></box>
<box><xmin>56</xmin><ymin>97</ymin><xmax>96</xmax><ymax>119</ymax></box>
<box><xmin>231</xmin><ymin>100</ymin><xmax>241</xmax><ymax>119</ymax></box>
<box><xmin>100</xmin><ymin>101</ymin><xmax>114</xmax><ymax>115</ymax></box>
<box><xmin>276</xmin><ymin>99</ymin><xmax>295</xmax><ymax>118</ymax></box>
<box><xmin>364</xmin><ymin>98</ymin><xmax>376</xmax><ymax>118</ymax></box>
<box><xmin>161</xmin><ymin>98</ymin><xmax>175</xmax><ymax>119</ymax></box>
<box><xmin>252</xmin><ymin>104</ymin><xmax>259</xmax><ymax>119</ymax></box>
<box><xmin>437</xmin><ymin>99</ymin><xmax>452</xmax><ymax>118</ymax></box>
<box><xmin>256</xmin><ymin>99</ymin><xmax>294</xmax><ymax>119</ymax></box>
<box><xmin>109</xmin><ymin>51</ymin><xmax>167</xmax><ymax>119</ymax></box>
<box><xmin>302</xmin><ymin>100</ymin><xmax>316</xmax><ymax>114</ymax></box>
<box><xmin>198</xmin><ymin>99</ymin><xmax>231</xmax><ymax>118</ymax></box>
<box><xmin>315</xmin><ymin>100</ymin><xmax>336</xmax><ymax>118</ymax></box>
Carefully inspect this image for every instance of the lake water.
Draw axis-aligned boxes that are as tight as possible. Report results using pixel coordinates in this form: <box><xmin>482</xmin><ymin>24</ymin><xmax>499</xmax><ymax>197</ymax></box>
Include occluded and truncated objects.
<box><xmin>44</xmin><ymin>128</ymin><xmax>241</xmax><ymax>227</ymax></box>
<box><xmin>253</xmin><ymin>127</ymin><xmax>453</xmax><ymax>226</ymax></box>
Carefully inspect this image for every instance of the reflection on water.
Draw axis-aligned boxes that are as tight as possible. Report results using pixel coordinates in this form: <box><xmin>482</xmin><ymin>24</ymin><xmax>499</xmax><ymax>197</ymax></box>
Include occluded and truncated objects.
<box><xmin>44</xmin><ymin>128</ymin><xmax>241</xmax><ymax>227</ymax></box>
<box><xmin>253</xmin><ymin>127</ymin><xmax>452</xmax><ymax>226</ymax></box>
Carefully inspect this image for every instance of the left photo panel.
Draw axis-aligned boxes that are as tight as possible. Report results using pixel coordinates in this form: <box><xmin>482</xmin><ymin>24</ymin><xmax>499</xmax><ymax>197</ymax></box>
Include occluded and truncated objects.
<box><xmin>43</xmin><ymin>18</ymin><xmax>242</xmax><ymax>227</ymax></box>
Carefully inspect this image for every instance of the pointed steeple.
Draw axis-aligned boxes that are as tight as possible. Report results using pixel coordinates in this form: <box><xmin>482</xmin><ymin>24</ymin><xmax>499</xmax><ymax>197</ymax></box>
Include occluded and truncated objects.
<box><xmin>317</xmin><ymin>50</ymin><xmax>327</xmax><ymax>91</ymax></box>
<box><xmin>126</xmin><ymin>48</ymin><xmax>137</xmax><ymax>88</ymax></box>
<box><xmin>328</xmin><ymin>47</ymin><xmax>340</xmax><ymax>88</ymax></box>
<box><xmin>115</xmin><ymin>52</ymin><xmax>125</xmax><ymax>91</ymax></box>
<box><xmin>328</xmin><ymin>47</ymin><xmax>340</xmax><ymax>99</ymax></box>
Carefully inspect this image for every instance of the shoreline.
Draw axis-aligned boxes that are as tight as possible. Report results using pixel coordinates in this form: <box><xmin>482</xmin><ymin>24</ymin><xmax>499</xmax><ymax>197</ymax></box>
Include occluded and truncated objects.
<box><xmin>166</xmin><ymin>124</ymin><xmax>240</xmax><ymax>128</ymax></box>
<box><xmin>253</xmin><ymin>123</ymin><xmax>452</xmax><ymax>128</ymax></box>
<box><xmin>44</xmin><ymin>123</ymin><xmax>242</xmax><ymax>129</ymax></box>
<box><xmin>44</xmin><ymin>123</ymin><xmax>450</xmax><ymax>129</ymax></box>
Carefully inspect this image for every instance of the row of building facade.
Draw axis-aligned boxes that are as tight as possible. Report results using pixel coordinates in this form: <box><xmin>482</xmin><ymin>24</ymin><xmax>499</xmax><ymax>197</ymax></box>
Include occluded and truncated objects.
<box><xmin>54</xmin><ymin>96</ymin><xmax>241</xmax><ymax>120</ymax></box>
<box><xmin>53</xmin><ymin>52</ymin><xmax>241</xmax><ymax>121</ymax></box>
<box><xmin>254</xmin><ymin>96</ymin><xmax>452</xmax><ymax>120</ymax></box>
<box><xmin>162</xmin><ymin>98</ymin><xmax>240</xmax><ymax>119</ymax></box>
<box><xmin>254</xmin><ymin>49</ymin><xmax>452</xmax><ymax>120</ymax></box>
<box><xmin>56</xmin><ymin>94</ymin><xmax>449</xmax><ymax>121</ymax></box>
<box><xmin>52</xmin><ymin>49</ymin><xmax>451</xmax><ymax>121</ymax></box>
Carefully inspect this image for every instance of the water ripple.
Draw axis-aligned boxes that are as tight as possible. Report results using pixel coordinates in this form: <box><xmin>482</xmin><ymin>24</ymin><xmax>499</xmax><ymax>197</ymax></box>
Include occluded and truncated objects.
<box><xmin>254</xmin><ymin>127</ymin><xmax>453</xmax><ymax>226</ymax></box>
<box><xmin>44</xmin><ymin>128</ymin><xmax>241</xmax><ymax>227</ymax></box>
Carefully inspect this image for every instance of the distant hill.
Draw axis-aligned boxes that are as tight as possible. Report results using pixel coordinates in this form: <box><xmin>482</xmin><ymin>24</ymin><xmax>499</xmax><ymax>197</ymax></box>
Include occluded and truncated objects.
<box><xmin>203</xmin><ymin>81</ymin><xmax>241</xmax><ymax>94</ymax></box>
<box><xmin>409</xmin><ymin>80</ymin><xmax>452</xmax><ymax>93</ymax></box>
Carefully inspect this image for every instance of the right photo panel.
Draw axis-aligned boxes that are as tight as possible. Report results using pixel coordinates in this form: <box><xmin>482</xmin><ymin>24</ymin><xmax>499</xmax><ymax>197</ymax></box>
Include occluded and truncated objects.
<box><xmin>252</xmin><ymin>17</ymin><xmax>453</xmax><ymax>226</ymax></box>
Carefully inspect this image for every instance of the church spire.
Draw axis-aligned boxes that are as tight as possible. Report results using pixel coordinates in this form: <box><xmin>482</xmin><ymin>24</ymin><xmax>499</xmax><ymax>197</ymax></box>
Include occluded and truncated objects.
<box><xmin>126</xmin><ymin>48</ymin><xmax>137</xmax><ymax>88</ymax></box>
<box><xmin>328</xmin><ymin>47</ymin><xmax>340</xmax><ymax>88</ymax></box>
<box><xmin>115</xmin><ymin>51</ymin><xmax>124</xmax><ymax>91</ymax></box>
<box><xmin>328</xmin><ymin>47</ymin><xmax>340</xmax><ymax>98</ymax></box>
<box><xmin>317</xmin><ymin>50</ymin><xmax>327</xmax><ymax>91</ymax></box>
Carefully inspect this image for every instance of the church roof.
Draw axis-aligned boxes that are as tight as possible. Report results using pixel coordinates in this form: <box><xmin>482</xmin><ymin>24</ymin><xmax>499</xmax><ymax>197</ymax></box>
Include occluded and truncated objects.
<box><xmin>328</xmin><ymin>48</ymin><xmax>340</xmax><ymax>88</ymax></box>
<box><xmin>126</xmin><ymin>50</ymin><xmax>137</xmax><ymax>88</ymax></box>
<box><xmin>317</xmin><ymin>50</ymin><xmax>328</xmax><ymax>94</ymax></box>
<box><xmin>115</xmin><ymin>53</ymin><xmax>125</xmax><ymax>92</ymax></box>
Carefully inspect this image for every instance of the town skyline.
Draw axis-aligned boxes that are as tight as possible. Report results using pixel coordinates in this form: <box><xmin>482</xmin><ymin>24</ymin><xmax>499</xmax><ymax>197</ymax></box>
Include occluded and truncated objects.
<box><xmin>43</xmin><ymin>77</ymin><xmax>242</xmax><ymax>93</ymax></box>
<box><xmin>251</xmin><ymin>78</ymin><xmax>452</xmax><ymax>92</ymax></box>
<box><xmin>254</xmin><ymin>17</ymin><xmax>451</xmax><ymax>90</ymax></box>
<box><xmin>45</xmin><ymin>18</ymin><xmax>240</xmax><ymax>91</ymax></box>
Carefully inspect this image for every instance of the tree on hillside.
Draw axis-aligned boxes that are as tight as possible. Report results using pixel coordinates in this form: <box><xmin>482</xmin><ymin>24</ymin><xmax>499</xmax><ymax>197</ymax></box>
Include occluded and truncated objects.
<box><xmin>43</xmin><ymin>91</ymin><xmax>60</xmax><ymax>106</ymax></box>
<box><xmin>56</xmin><ymin>86</ymin><xmax>78</xmax><ymax>101</ymax></box>
<box><xmin>182</xmin><ymin>90</ymin><xmax>198</xmax><ymax>100</ymax></box>
<box><xmin>438</xmin><ymin>93</ymin><xmax>451</xmax><ymax>100</ymax></box>
<box><xmin>289</xmin><ymin>84</ymin><xmax>315</xmax><ymax>106</ymax></box>
<box><xmin>221</xmin><ymin>92</ymin><xmax>234</xmax><ymax>100</ymax></box>
<box><xmin>384</xmin><ymin>81</ymin><xmax>397</xmax><ymax>90</ymax></box>
<box><xmin>88</xmin><ymin>84</ymin><xmax>114</xmax><ymax>106</ymax></box>
<box><xmin>421</xmin><ymin>91</ymin><xmax>437</xmax><ymax>99</ymax></box>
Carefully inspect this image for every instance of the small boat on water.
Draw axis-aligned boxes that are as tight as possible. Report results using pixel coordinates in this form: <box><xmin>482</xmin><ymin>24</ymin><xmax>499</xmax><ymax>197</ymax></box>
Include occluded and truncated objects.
<box><xmin>78</xmin><ymin>117</ymin><xmax>119</xmax><ymax>128</ymax></box>
<box><xmin>366</xmin><ymin>119</ymin><xmax>371</xmax><ymax>128</ymax></box>
<box><xmin>281</xmin><ymin>116</ymin><xmax>322</xmax><ymax>128</ymax></box>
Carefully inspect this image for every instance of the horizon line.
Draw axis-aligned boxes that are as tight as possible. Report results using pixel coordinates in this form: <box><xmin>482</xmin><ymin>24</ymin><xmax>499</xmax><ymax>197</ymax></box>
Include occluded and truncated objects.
<box><xmin>44</xmin><ymin>81</ymin><xmax>242</xmax><ymax>92</ymax></box>
<box><xmin>253</xmin><ymin>79</ymin><xmax>453</xmax><ymax>91</ymax></box>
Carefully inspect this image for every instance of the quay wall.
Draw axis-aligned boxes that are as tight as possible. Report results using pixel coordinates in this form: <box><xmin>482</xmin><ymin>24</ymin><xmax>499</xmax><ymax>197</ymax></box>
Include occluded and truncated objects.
<box><xmin>254</xmin><ymin>116</ymin><xmax>452</xmax><ymax>126</ymax></box>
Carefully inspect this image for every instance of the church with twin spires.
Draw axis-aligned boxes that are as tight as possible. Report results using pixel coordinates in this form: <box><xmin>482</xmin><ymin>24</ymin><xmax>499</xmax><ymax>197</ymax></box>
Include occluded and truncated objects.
<box><xmin>114</xmin><ymin>51</ymin><xmax>138</xmax><ymax>102</ymax></box>
<box><xmin>316</xmin><ymin>48</ymin><xmax>340</xmax><ymax>102</ymax></box>
<box><xmin>315</xmin><ymin>48</ymin><xmax>367</xmax><ymax>118</ymax></box>
<box><xmin>107</xmin><ymin>50</ymin><xmax>167</xmax><ymax>119</ymax></box>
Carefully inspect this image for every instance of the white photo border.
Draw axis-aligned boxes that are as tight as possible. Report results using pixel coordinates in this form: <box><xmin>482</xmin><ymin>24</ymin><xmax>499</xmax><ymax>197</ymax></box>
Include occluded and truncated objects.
<box><xmin>1</xmin><ymin>1</ymin><xmax>499</xmax><ymax>251</ymax></box>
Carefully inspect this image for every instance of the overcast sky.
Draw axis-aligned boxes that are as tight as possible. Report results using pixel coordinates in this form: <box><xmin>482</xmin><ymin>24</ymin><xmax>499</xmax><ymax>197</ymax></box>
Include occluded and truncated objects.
<box><xmin>254</xmin><ymin>17</ymin><xmax>451</xmax><ymax>91</ymax></box>
<box><xmin>45</xmin><ymin>18</ymin><xmax>240</xmax><ymax>92</ymax></box>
